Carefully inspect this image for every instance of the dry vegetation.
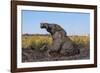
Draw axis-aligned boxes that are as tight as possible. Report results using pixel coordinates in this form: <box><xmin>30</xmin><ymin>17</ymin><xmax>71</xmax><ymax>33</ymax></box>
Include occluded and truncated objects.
<box><xmin>22</xmin><ymin>35</ymin><xmax>89</xmax><ymax>49</ymax></box>
<box><xmin>22</xmin><ymin>35</ymin><xmax>52</xmax><ymax>49</ymax></box>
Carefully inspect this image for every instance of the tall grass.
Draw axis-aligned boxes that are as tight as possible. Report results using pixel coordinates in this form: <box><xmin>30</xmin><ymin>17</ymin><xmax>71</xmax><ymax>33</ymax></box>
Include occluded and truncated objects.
<box><xmin>22</xmin><ymin>35</ymin><xmax>89</xmax><ymax>49</ymax></box>
<box><xmin>69</xmin><ymin>36</ymin><xmax>89</xmax><ymax>47</ymax></box>
<box><xmin>22</xmin><ymin>35</ymin><xmax>52</xmax><ymax>49</ymax></box>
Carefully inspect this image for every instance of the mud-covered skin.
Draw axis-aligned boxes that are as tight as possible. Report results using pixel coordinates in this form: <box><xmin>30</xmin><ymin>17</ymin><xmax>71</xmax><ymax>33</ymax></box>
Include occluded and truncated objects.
<box><xmin>40</xmin><ymin>23</ymin><xmax>80</xmax><ymax>56</ymax></box>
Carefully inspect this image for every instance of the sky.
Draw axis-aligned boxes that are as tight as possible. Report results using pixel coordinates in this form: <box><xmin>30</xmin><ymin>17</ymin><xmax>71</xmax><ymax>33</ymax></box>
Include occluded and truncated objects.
<box><xmin>22</xmin><ymin>10</ymin><xmax>90</xmax><ymax>35</ymax></box>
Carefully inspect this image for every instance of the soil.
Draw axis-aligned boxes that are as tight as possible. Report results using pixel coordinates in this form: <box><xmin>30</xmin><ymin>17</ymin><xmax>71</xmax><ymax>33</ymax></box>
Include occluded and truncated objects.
<box><xmin>22</xmin><ymin>46</ymin><xmax>90</xmax><ymax>62</ymax></box>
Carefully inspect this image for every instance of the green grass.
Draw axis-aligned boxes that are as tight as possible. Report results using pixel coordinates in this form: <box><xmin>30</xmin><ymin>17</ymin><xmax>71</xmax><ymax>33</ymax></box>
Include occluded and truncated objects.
<box><xmin>22</xmin><ymin>35</ymin><xmax>89</xmax><ymax>49</ymax></box>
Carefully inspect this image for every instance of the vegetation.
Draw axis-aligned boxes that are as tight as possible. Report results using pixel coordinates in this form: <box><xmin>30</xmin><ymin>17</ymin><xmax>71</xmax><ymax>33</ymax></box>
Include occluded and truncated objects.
<box><xmin>22</xmin><ymin>35</ymin><xmax>52</xmax><ymax>49</ymax></box>
<box><xmin>69</xmin><ymin>36</ymin><xmax>89</xmax><ymax>47</ymax></box>
<box><xmin>22</xmin><ymin>34</ymin><xmax>89</xmax><ymax>49</ymax></box>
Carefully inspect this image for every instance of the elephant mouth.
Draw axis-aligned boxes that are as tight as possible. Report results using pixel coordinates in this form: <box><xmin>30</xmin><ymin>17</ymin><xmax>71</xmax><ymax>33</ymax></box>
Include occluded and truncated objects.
<box><xmin>40</xmin><ymin>23</ymin><xmax>44</xmax><ymax>28</ymax></box>
<box><xmin>40</xmin><ymin>23</ymin><xmax>48</xmax><ymax>29</ymax></box>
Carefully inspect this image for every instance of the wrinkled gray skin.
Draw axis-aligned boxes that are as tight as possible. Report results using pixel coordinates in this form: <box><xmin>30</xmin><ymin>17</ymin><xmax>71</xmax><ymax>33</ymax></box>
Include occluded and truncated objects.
<box><xmin>40</xmin><ymin>23</ymin><xmax>80</xmax><ymax>56</ymax></box>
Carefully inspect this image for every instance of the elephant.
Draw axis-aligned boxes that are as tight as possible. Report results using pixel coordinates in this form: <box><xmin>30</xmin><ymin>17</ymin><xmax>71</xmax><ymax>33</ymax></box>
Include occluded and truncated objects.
<box><xmin>40</xmin><ymin>23</ymin><xmax>80</xmax><ymax>56</ymax></box>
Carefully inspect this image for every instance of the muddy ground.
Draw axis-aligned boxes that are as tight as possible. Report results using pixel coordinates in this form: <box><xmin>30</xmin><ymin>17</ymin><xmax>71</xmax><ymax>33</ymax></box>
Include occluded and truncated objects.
<box><xmin>22</xmin><ymin>46</ymin><xmax>90</xmax><ymax>62</ymax></box>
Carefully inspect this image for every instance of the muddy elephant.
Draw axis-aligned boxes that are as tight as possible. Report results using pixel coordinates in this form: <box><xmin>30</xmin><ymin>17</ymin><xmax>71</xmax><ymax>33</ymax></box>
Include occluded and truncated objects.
<box><xmin>40</xmin><ymin>23</ymin><xmax>80</xmax><ymax>56</ymax></box>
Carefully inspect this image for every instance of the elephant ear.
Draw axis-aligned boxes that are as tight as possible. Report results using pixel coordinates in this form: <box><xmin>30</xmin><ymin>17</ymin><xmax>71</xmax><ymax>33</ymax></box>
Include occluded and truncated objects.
<box><xmin>54</xmin><ymin>24</ymin><xmax>67</xmax><ymax>36</ymax></box>
<box><xmin>54</xmin><ymin>24</ymin><xmax>62</xmax><ymax>31</ymax></box>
